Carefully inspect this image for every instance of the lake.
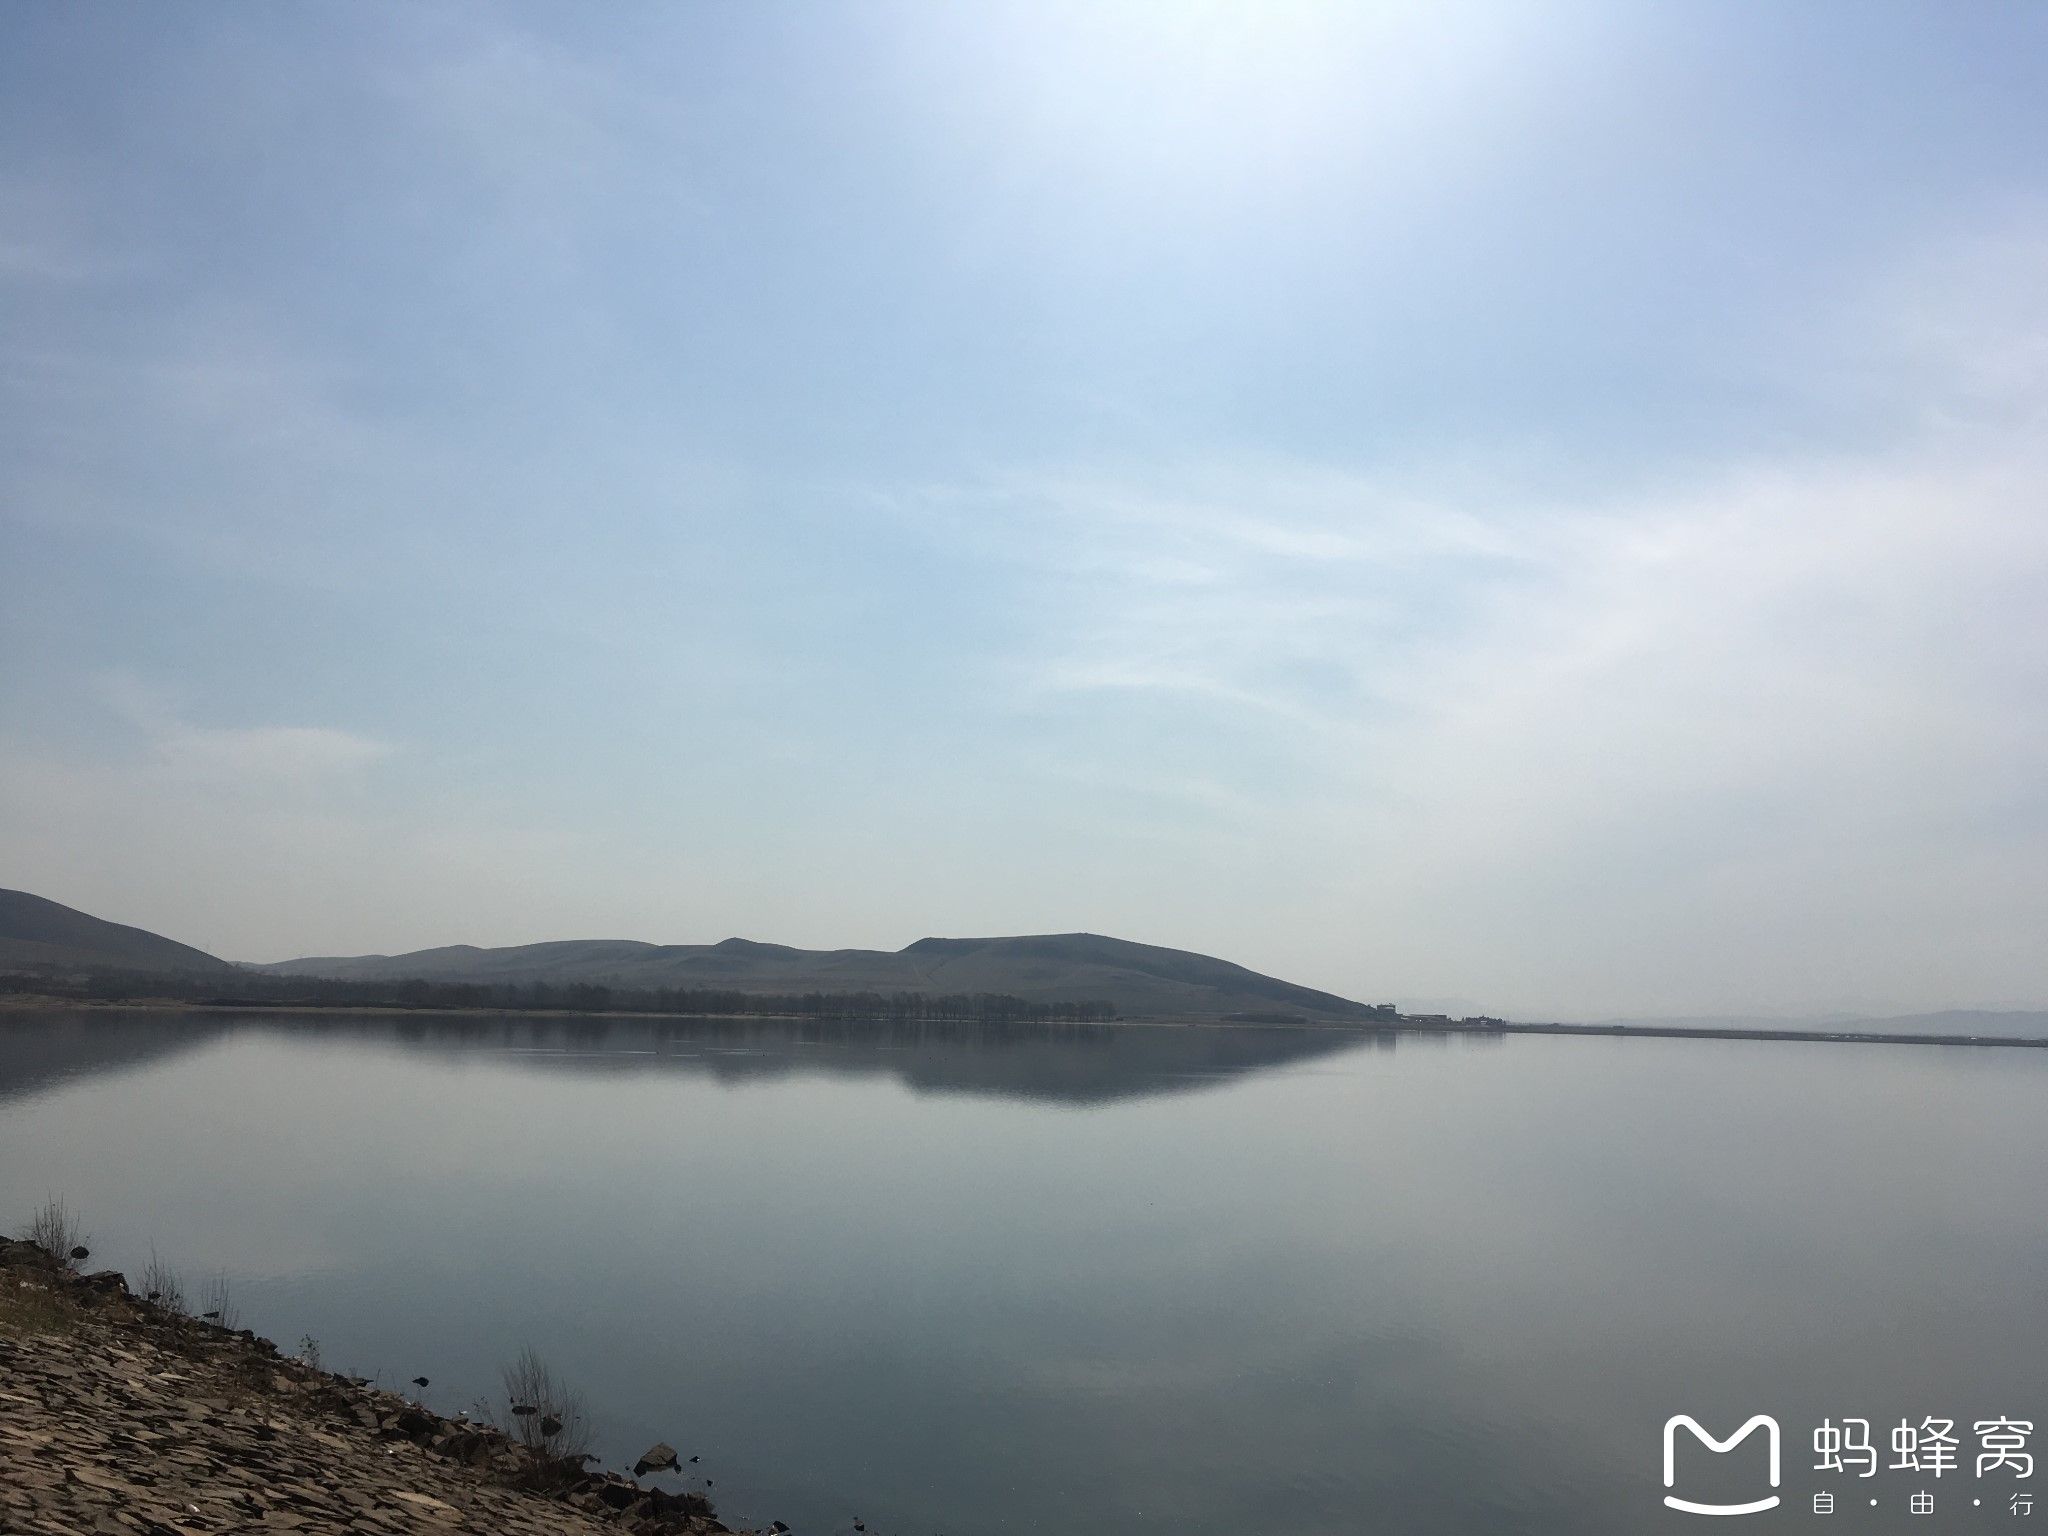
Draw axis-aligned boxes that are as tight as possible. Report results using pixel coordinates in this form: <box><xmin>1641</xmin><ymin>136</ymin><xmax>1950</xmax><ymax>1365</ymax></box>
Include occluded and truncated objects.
<box><xmin>3</xmin><ymin>1009</ymin><xmax>2044</xmax><ymax>1534</ymax></box>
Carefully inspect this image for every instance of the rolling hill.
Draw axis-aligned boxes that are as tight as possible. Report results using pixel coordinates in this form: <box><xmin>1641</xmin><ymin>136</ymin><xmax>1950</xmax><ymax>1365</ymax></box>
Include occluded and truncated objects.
<box><xmin>0</xmin><ymin>886</ymin><xmax>1380</xmax><ymax>1019</ymax></box>
<box><xmin>260</xmin><ymin>930</ymin><xmax>1380</xmax><ymax>1020</ymax></box>
<box><xmin>0</xmin><ymin>888</ymin><xmax>233</xmax><ymax>975</ymax></box>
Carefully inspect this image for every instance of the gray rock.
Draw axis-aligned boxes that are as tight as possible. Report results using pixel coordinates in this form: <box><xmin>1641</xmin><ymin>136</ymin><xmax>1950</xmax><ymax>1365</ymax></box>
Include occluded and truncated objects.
<box><xmin>633</xmin><ymin>1442</ymin><xmax>680</xmax><ymax>1476</ymax></box>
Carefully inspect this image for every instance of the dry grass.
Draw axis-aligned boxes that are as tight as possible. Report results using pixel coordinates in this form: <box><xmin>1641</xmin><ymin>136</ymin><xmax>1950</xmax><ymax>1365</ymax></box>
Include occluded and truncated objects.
<box><xmin>141</xmin><ymin>1245</ymin><xmax>187</xmax><ymax>1315</ymax></box>
<box><xmin>222</xmin><ymin>1349</ymin><xmax>285</xmax><ymax>1399</ymax></box>
<box><xmin>0</xmin><ymin>1279</ymin><xmax>75</xmax><ymax>1337</ymax></box>
<box><xmin>199</xmin><ymin>1272</ymin><xmax>240</xmax><ymax>1331</ymax></box>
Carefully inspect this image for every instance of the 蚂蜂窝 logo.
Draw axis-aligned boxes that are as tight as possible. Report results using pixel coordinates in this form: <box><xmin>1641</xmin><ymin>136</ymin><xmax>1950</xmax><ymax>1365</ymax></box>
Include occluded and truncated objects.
<box><xmin>1664</xmin><ymin>1414</ymin><xmax>1782</xmax><ymax>1515</ymax></box>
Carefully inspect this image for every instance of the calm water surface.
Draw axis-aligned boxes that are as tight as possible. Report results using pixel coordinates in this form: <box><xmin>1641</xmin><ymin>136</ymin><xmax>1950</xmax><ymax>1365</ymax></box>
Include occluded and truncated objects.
<box><xmin>3</xmin><ymin>1010</ymin><xmax>2044</xmax><ymax>1535</ymax></box>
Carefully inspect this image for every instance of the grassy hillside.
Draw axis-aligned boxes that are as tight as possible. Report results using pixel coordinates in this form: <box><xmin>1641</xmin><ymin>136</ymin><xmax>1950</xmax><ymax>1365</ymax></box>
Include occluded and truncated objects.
<box><xmin>263</xmin><ymin>931</ymin><xmax>1377</xmax><ymax>1020</ymax></box>
<box><xmin>0</xmin><ymin>889</ymin><xmax>232</xmax><ymax>975</ymax></box>
<box><xmin>0</xmin><ymin>886</ymin><xmax>1377</xmax><ymax>1020</ymax></box>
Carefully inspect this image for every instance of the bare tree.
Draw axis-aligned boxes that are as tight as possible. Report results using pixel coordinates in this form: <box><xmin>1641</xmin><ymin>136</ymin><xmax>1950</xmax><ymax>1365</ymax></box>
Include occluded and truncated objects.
<box><xmin>200</xmin><ymin>1272</ymin><xmax>240</xmax><ymax>1330</ymax></box>
<box><xmin>26</xmin><ymin>1197</ymin><xmax>86</xmax><ymax>1267</ymax></box>
<box><xmin>499</xmin><ymin>1345</ymin><xmax>593</xmax><ymax>1461</ymax></box>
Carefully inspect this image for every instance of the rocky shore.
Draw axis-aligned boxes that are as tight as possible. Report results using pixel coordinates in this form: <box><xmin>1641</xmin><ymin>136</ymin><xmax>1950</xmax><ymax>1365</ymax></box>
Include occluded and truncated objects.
<box><xmin>0</xmin><ymin>1237</ymin><xmax>740</xmax><ymax>1536</ymax></box>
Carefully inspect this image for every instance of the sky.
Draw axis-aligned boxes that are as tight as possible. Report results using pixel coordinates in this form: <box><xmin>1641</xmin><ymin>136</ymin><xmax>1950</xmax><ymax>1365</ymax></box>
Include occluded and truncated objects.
<box><xmin>3</xmin><ymin>1</ymin><xmax>2045</xmax><ymax>1019</ymax></box>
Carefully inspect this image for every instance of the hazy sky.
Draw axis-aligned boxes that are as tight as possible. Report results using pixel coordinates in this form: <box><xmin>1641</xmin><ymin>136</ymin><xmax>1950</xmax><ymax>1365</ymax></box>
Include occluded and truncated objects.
<box><xmin>3</xmin><ymin>2</ymin><xmax>2045</xmax><ymax>1018</ymax></box>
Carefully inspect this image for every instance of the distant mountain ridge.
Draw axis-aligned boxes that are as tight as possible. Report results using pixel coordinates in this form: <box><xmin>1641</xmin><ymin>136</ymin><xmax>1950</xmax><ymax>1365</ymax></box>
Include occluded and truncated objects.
<box><xmin>0</xmin><ymin>889</ymin><xmax>232</xmax><ymax>975</ymax></box>
<box><xmin>259</xmin><ymin>930</ymin><xmax>1379</xmax><ymax>1020</ymax></box>
<box><xmin>0</xmin><ymin>887</ymin><xmax>1374</xmax><ymax>1018</ymax></box>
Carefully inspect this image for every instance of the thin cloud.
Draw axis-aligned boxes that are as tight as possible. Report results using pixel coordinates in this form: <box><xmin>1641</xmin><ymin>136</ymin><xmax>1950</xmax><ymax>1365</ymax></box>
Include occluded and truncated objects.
<box><xmin>151</xmin><ymin>723</ymin><xmax>393</xmax><ymax>784</ymax></box>
<box><xmin>96</xmin><ymin>673</ymin><xmax>394</xmax><ymax>787</ymax></box>
<box><xmin>885</xmin><ymin>213</ymin><xmax>2048</xmax><ymax>1015</ymax></box>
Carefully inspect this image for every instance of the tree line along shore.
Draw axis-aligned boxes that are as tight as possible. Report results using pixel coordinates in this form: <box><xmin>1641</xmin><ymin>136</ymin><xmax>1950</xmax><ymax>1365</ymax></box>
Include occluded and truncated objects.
<box><xmin>8</xmin><ymin>967</ymin><xmax>2043</xmax><ymax>1047</ymax></box>
<box><xmin>0</xmin><ymin>967</ymin><xmax>1119</xmax><ymax>1023</ymax></box>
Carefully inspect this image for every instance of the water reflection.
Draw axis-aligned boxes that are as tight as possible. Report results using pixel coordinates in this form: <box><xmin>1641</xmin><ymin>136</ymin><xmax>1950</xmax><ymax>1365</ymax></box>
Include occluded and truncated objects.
<box><xmin>0</xmin><ymin>1012</ymin><xmax>235</xmax><ymax>1104</ymax></box>
<box><xmin>3</xmin><ymin>1011</ymin><xmax>2042</xmax><ymax>1536</ymax></box>
<box><xmin>0</xmin><ymin>1008</ymin><xmax>1387</xmax><ymax>1107</ymax></box>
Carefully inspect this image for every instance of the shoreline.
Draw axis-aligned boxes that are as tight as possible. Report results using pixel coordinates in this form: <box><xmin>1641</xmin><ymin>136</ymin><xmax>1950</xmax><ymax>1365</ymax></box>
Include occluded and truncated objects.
<box><xmin>0</xmin><ymin>1236</ymin><xmax>742</xmax><ymax>1536</ymax></box>
<box><xmin>1475</xmin><ymin>1018</ymin><xmax>2048</xmax><ymax>1048</ymax></box>
<box><xmin>6</xmin><ymin>992</ymin><xmax>2046</xmax><ymax>1047</ymax></box>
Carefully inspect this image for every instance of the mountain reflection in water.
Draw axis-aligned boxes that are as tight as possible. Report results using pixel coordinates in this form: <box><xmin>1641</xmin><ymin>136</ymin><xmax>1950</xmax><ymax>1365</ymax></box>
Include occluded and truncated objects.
<box><xmin>6</xmin><ymin>1008</ymin><xmax>2017</xmax><ymax>1536</ymax></box>
<box><xmin>0</xmin><ymin>1008</ymin><xmax>1414</xmax><ymax>1109</ymax></box>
